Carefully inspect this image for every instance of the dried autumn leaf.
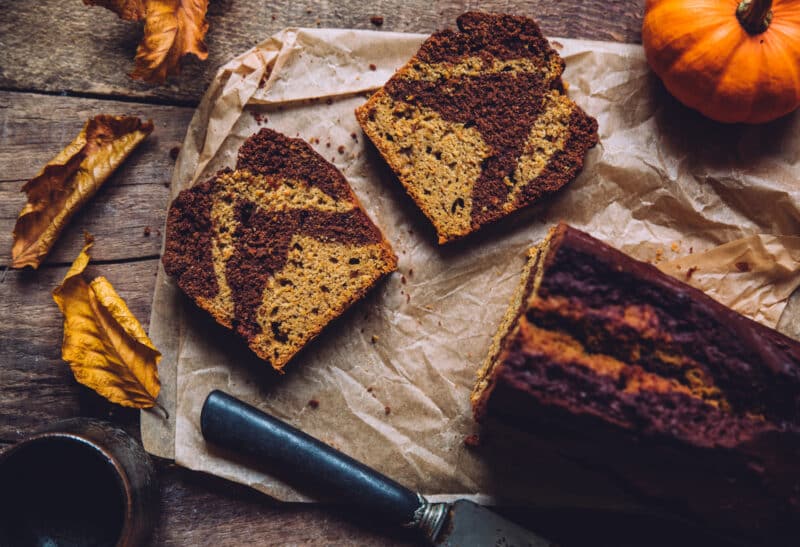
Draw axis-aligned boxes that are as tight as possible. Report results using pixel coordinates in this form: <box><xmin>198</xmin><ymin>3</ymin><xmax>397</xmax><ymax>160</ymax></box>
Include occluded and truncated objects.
<box><xmin>132</xmin><ymin>0</ymin><xmax>209</xmax><ymax>83</ymax></box>
<box><xmin>10</xmin><ymin>115</ymin><xmax>153</xmax><ymax>269</ymax></box>
<box><xmin>85</xmin><ymin>0</ymin><xmax>210</xmax><ymax>83</ymax></box>
<box><xmin>53</xmin><ymin>235</ymin><xmax>162</xmax><ymax>410</ymax></box>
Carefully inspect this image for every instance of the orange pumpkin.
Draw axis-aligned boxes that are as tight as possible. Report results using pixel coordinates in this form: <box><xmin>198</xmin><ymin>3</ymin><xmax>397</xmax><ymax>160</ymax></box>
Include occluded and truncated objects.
<box><xmin>643</xmin><ymin>0</ymin><xmax>800</xmax><ymax>123</ymax></box>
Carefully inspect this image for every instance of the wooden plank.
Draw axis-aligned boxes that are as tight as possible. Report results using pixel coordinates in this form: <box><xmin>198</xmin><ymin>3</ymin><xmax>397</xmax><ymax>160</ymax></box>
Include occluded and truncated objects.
<box><xmin>0</xmin><ymin>91</ymin><xmax>194</xmax><ymax>265</ymax></box>
<box><xmin>0</xmin><ymin>259</ymin><xmax>158</xmax><ymax>440</ymax></box>
<box><xmin>153</xmin><ymin>464</ymin><xmax>413</xmax><ymax>546</ymax></box>
<box><xmin>0</xmin><ymin>1</ymin><xmax>645</xmax><ymax>105</ymax></box>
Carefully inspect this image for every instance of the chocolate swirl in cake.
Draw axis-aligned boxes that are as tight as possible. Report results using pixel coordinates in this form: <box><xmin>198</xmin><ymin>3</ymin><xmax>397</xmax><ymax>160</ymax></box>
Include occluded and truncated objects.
<box><xmin>356</xmin><ymin>12</ymin><xmax>598</xmax><ymax>243</ymax></box>
<box><xmin>472</xmin><ymin>224</ymin><xmax>800</xmax><ymax>541</ymax></box>
<box><xmin>163</xmin><ymin>129</ymin><xmax>396</xmax><ymax>370</ymax></box>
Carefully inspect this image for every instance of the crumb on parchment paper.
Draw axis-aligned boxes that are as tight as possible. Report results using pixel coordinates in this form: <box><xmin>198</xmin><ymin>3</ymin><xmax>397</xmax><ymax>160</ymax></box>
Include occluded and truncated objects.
<box><xmin>464</xmin><ymin>434</ymin><xmax>481</xmax><ymax>448</ymax></box>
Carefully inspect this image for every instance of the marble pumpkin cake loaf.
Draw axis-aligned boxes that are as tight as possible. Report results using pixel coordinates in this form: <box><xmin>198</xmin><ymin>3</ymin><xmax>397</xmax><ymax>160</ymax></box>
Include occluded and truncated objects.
<box><xmin>472</xmin><ymin>223</ymin><xmax>800</xmax><ymax>541</ymax></box>
<box><xmin>356</xmin><ymin>12</ymin><xmax>598</xmax><ymax>244</ymax></box>
<box><xmin>163</xmin><ymin>129</ymin><xmax>397</xmax><ymax>371</ymax></box>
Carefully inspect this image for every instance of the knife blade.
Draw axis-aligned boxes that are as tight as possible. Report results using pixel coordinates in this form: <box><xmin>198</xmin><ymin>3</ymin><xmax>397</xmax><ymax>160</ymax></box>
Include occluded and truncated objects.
<box><xmin>201</xmin><ymin>390</ymin><xmax>554</xmax><ymax>546</ymax></box>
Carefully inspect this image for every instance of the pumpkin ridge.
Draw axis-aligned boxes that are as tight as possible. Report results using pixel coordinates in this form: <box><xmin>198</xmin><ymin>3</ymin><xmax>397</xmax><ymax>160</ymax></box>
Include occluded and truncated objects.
<box><xmin>668</xmin><ymin>26</ymin><xmax>741</xmax><ymax>108</ymax></box>
<box><xmin>767</xmin><ymin>37</ymin><xmax>800</xmax><ymax>106</ymax></box>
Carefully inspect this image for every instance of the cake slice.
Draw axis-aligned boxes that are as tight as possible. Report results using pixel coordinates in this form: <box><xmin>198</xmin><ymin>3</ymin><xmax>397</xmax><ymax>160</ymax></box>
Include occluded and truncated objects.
<box><xmin>163</xmin><ymin>129</ymin><xmax>397</xmax><ymax>371</ymax></box>
<box><xmin>356</xmin><ymin>12</ymin><xmax>598</xmax><ymax>244</ymax></box>
<box><xmin>472</xmin><ymin>223</ymin><xmax>800</xmax><ymax>541</ymax></box>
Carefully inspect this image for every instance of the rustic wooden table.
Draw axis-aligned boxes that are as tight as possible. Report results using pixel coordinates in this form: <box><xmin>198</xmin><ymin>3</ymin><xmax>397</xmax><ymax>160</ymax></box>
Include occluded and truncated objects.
<box><xmin>0</xmin><ymin>1</ymin><xmax>737</xmax><ymax>545</ymax></box>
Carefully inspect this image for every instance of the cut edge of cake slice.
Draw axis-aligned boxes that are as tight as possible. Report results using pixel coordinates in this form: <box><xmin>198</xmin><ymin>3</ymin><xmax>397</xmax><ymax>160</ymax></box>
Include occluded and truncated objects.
<box><xmin>470</xmin><ymin>226</ymin><xmax>556</xmax><ymax>412</ymax></box>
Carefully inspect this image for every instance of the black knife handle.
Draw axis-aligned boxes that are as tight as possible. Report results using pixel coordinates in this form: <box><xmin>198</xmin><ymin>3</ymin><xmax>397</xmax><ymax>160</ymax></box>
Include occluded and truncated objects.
<box><xmin>201</xmin><ymin>390</ymin><xmax>423</xmax><ymax>527</ymax></box>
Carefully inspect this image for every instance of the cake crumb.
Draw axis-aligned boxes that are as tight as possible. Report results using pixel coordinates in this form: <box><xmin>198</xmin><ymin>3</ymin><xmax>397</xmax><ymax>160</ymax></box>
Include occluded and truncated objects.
<box><xmin>169</xmin><ymin>146</ymin><xmax>181</xmax><ymax>160</ymax></box>
<box><xmin>689</xmin><ymin>246</ymin><xmax>694</xmax><ymax>254</ymax></box>
<box><xmin>163</xmin><ymin>181</ymin><xmax>170</xmax><ymax>188</ymax></box>
<box><xmin>464</xmin><ymin>434</ymin><xmax>481</xmax><ymax>448</ymax></box>
<box><xmin>671</xmin><ymin>242</ymin><xmax>680</xmax><ymax>253</ymax></box>
<box><xmin>400</xmin><ymin>275</ymin><xmax>406</xmax><ymax>284</ymax></box>
<box><xmin>686</xmin><ymin>266</ymin><xmax>698</xmax><ymax>280</ymax></box>
<box><xmin>370</xmin><ymin>16</ymin><xmax>384</xmax><ymax>26</ymax></box>
<box><xmin>338</xmin><ymin>145</ymin><xmax>345</xmax><ymax>154</ymax></box>
<box><xmin>308</xmin><ymin>399</ymin><xmax>319</xmax><ymax>409</ymax></box>
<box><xmin>326</xmin><ymin>142</ymin><xmax>331</xmax><ymax>148</ymax></box>
<box><xmin>654</xmin><ymin>248</ymin><xmax>664</xmax><ymax>263</ymax></box>
<box><xmin>735</xmin><ymin>261</ymin><xmax>751</xmax><ymax>272</ymax></box>
<box><xmin>371</xmin><ymin>335</ymin><xmax>379</xmax><ymax>344</ymax></box>
<box><xmin>408</xmin><ymin>268</ymin><xmax>414</xmax><ymax>277</ymax></box>
<box><xmin>369</xmin><ymin>63</ymin><xmax>377</xmax><ymax>71</ymax></box>
<box><xmin>143</xmin><ymin>226</ymin><xmax>151</xmax><ymax>237</ymax></box>
<box><xmin>350</xmin><ymin>133</ymin><xmax>358</xmax><ymax>141</ymax></box>
<box><xmin>384</xmin><ymin>406</ymin><xmax>391</xmax><ymax>415</ymax></box>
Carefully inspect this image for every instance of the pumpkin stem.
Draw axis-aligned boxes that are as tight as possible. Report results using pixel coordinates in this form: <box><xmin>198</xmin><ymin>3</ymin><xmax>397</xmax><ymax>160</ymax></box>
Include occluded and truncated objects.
<box><xmin>737</xmin><ymin>0</ymin><xmax>773</xmax><ymax>34</ymax></box>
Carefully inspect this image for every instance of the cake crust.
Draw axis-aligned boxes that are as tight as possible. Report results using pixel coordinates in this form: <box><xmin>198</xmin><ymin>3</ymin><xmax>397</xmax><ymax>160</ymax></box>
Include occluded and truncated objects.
<box><xmin>473</xmin><ymin>223</ymin><xmax>800</xmax><ymax>541</ymax></box>
<box><xmin>356</xmin><ymin>12</ymin><xmax>598</xmax><ymax>243</ymax></box>
<box><xmin>163</xmin><ymin>129</ymin><xmax>397</xmax><ymax>370</ymax></box>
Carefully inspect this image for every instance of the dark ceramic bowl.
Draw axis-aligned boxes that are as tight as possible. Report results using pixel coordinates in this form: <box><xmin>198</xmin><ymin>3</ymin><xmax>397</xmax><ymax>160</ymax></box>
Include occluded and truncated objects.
<box><xmin>0</xmin><ymin>418</ymin><xmax>158</xmax><ymax>547</ymax></box>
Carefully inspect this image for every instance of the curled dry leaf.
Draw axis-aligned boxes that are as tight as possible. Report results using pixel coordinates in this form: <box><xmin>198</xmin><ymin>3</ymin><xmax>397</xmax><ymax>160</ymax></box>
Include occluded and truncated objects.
<box><xmin>10</xmin><ymin>115</ymin><xmax>153</xmax><ymax>269</ymax></box>
<box><xmin>84</xmin><ymin>0</ymin><xmax>209</xmax><ymax>83</ymax></box>
<box><xmin>53</xmin><ymin>235</ymin><xmax>163</xmax><ymax>410</ymax></box>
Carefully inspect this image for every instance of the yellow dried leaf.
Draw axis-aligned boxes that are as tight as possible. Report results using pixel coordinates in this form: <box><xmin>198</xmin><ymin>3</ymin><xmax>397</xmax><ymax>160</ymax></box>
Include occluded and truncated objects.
<box><xmin>131</xmin><ymin>0</ymin><xmax>209</xmax><ymax>83</ymax></box>
<box><xmin>53</xmin><ymin>236</ymin><xmax>162</xmax><ymax>410</ymax></box>
<box><xmin>11</xmin><ymin>115</ymin><xmax>153</xmax><ymax>269</ymax></box>
<box><xmin>84</xmin><ymin>0</ymin><xmax>209</xmax><ymax>83</ymax></box>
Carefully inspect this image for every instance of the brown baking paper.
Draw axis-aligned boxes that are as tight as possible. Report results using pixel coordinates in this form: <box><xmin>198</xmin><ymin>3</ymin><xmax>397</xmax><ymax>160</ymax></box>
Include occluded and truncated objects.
<box><xmin>143</xmin><ymin>28</ymin><xmax>800</xmax><ymax>509</ymax></box>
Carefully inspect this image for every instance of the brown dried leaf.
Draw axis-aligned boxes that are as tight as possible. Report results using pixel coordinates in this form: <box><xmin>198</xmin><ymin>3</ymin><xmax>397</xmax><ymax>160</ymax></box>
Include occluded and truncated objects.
<box><xmin>83</xmin><ymin>0</ymin><xmax>209</xmax><ymax>83</ymax></box>
<box><xmin>53</xmin><ymin>235</ymin><xmax>162</xmax><ymax>409</ymax></box>
<box><xmin>82</xmin><ymin>0</ymin><xmax>147</xmax><ymax>21</ymax></box>
<box><xmin>10</xmin><ymin>115</ymin><xmax>153</xmax><ymax>269</ymax></box>
<box><xmin>131</xmin><ymin>0</ymin><xmax>209</xmax><ymax>83</ymax></box>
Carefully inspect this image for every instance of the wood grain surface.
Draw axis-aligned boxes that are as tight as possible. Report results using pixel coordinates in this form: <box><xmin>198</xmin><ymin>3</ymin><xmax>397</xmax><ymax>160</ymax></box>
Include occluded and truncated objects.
<box><xmin>0</xmin><ymin>2</ymin><xmax>746</xmax><ymax>546</ymax></box>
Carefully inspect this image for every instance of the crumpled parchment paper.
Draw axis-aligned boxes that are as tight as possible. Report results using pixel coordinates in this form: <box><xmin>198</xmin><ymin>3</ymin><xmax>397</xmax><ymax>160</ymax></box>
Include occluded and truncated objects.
<box><xmin>142</xmin><ymin>28</ymin><xmax>800</xmax><ymax>509</ymax></box>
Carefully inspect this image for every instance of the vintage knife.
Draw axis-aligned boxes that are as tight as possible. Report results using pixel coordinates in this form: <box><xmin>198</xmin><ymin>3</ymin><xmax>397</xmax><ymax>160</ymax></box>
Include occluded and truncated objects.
<box><xmin>201</xmin><ymin>390</ymin><xmax>554</xmax><ymax>546</ymax></box>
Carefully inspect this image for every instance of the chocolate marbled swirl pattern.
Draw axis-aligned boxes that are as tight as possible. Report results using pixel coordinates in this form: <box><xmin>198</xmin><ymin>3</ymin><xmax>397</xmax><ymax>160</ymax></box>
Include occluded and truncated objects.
<box><xmin>163</xmin><ymin>130</ymin><xmax>396</xmax><ymax>369</ymax></box>
<box><xmin>473</xmin><ymin>224</ymin><xmax>800</xmax><ymax>541</ymax></box>
<box><xmin>356</xmin><ymin>12</ymin><xmax>598</xmax><ymax>243</ymax></box>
